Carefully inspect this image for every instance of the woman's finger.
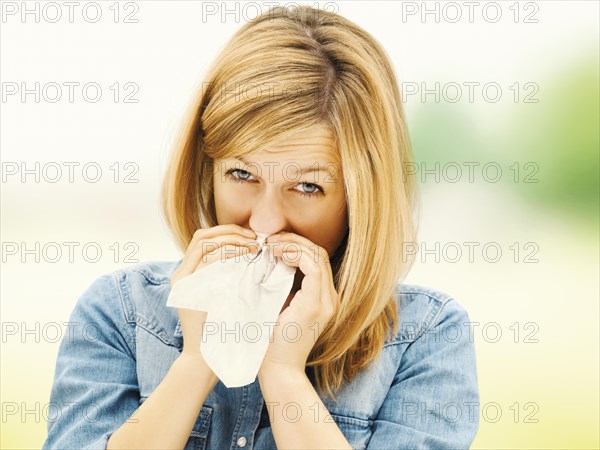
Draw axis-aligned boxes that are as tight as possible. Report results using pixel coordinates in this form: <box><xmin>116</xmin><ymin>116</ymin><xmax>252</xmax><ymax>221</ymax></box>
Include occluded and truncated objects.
<box><xmin>179</xmin><ymin>224</ymin><xmax>255</xmax><ymax>271</ymax></box>
<box><xmin>267</xmin><ymin>236</ymin><xmax>339</xmax><ymax>326</ymax></box>
<box><xmin>174</xmin><ymin>234</ymin><xmax>258</xmax><ymax>283</ymax></box>
<box><xmin>194</xmin><ymin>243</ymin><xmax>256</xmax><ymax>271</ymax></box>
<box><xmin>268</xmin><ymin>240</ymin><xmax>324</xmax><ymax>313</ymax></box>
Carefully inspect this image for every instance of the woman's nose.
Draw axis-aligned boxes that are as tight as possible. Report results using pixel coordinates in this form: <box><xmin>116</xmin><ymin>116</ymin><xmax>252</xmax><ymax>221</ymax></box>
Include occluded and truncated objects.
<box><xmin>248</xmin><ymin>191</ymin><xmax>289</xmax><ymax>236</ymax></box>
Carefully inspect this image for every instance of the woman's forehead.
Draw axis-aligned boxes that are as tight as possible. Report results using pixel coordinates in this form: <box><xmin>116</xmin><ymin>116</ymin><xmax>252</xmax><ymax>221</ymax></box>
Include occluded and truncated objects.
<box><xmin>222</xmin><ymin>124</ymin><xmax>339</xmax><ymax>164</ymax></box>
<box><xmin>264</xmin><ymin>124</ymin><xmax>335</xmax><ymax>152</ymax></box>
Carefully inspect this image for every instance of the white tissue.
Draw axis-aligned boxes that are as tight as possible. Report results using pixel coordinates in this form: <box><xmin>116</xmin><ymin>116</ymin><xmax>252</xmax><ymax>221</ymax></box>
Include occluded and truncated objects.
<box><xmin>166</xmin><ymin>231</ymin><xmax>297</xmax><ymax>387</ymax></box>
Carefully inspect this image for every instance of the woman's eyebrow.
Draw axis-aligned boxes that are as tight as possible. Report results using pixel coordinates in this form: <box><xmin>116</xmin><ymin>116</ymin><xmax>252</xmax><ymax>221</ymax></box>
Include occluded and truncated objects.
<box><xmin>235</xmin><ymin>157</ymin><xmax>335</xmax><ymax>176</ymax></box>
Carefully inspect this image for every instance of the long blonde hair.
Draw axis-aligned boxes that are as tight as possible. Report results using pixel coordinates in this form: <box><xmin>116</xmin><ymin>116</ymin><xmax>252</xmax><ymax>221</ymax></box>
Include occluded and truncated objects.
<box><xmin>161</xmin><ymin>5</ymin><xmax>420</xmax><ymax>401</ymax></box>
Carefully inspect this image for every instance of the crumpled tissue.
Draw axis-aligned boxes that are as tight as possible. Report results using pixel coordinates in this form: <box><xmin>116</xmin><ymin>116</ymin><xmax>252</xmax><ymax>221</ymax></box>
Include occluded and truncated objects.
<box><xmin>166</xmin><ymin>232</ymin><xmax>296</xmax><ymax>387</ymax></box>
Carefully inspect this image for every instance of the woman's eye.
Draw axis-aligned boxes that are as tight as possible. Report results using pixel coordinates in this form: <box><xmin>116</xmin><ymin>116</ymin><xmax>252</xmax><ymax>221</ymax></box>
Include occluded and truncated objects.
<box><xmin>226</xmin><ymin>168</ymin><xmax>255</xmax><ymax>182</ymax></box>
<box><xmin>225</xmin><ymin>168</ymin><xmax>323</xmax><ymax>198</ymax></box>
<box><xmin>295</xmin><ymin>182</ymin><xmax>323</xmax><ymax>198</ymax></box>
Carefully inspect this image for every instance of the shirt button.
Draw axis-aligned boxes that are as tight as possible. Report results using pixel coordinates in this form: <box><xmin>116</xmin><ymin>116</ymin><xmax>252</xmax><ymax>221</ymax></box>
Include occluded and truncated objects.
<box><xmin>236</xmin><ymin>436</ymin><xmax>247</xmax><ymax>447</ymax></box>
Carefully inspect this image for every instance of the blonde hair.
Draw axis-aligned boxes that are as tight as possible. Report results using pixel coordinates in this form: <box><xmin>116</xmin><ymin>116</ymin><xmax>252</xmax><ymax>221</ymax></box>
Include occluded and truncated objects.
<box><xmin>161</xmin><ymin>5</ymin><xmax>420</xmax><ymax>401</ymax></box>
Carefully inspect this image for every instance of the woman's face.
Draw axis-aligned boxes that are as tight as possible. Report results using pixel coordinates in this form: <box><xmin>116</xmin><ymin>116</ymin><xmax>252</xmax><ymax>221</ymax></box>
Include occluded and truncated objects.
<box><xmin>213</xmin><ymin>124</ymin><xmax>348</xmax><ymax>259</ymax></box>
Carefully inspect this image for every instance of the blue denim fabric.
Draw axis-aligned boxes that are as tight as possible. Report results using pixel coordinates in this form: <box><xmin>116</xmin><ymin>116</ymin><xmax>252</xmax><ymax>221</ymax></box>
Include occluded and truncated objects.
<box><xmin>43</xmin><ymin>259</ymin><xmax>480</xmax><ymax>449</ymax></box>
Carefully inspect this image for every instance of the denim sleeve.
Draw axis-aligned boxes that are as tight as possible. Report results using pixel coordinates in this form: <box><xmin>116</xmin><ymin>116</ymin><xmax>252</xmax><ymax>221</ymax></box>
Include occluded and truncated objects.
<box><xmin>42</xmin><ymin>272</ymin><xmax>139</xmax><ymax>450</ymax></box>
<box><xmin>367</xmin><ymin>299</ymin><xmax>480</xmax><ymax>450</ymax></box>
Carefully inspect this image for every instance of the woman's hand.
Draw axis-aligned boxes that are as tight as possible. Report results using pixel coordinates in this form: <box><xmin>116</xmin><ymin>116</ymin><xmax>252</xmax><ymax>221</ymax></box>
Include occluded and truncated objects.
<box><xmin>259</xmin><ymin>232</ymin><xmax>341</xmax><ymax>377</ymax></box>
<box><xmin>170</xmin><ymin>225</ymin><xmax>258</xmax><ymax>358</ymax></box>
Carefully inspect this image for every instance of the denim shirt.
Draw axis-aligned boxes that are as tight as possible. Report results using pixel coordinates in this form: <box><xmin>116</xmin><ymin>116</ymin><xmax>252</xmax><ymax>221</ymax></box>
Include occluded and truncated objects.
<box><xmin>43</xmin><ymin>259</ymin><xmax>480</xmax><ymax>450</ymax></box>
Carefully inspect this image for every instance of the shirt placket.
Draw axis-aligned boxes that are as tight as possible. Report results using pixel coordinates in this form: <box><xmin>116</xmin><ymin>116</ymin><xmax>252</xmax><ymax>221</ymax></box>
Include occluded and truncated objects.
<box><xmin>230</xmin><ymin>378</ymin><xmax>263</xmax><ymax>449</ymax></box>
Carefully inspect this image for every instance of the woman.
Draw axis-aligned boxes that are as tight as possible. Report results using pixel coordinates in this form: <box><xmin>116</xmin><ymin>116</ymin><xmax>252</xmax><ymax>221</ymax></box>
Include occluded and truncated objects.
<box><xmin>43</xmin><ymin>5</ymin><xmax>480</xmax><ymax>449</ymax></box>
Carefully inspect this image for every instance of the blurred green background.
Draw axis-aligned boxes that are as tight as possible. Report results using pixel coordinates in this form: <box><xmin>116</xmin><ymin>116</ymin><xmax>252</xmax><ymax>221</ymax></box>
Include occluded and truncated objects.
<box><xmin>408</xmin><ymin>49</ymin><xmax>599</xmax><ymax>449</ymax></box>
<box><xmin>411</xmin><ymin>54</ymin><xmax>599</xmax><ymax>228</ymax></box>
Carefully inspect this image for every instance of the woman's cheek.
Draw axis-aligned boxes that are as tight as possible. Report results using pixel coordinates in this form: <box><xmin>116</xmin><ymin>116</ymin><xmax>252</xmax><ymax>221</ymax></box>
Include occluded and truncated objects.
<box><xmin>223</xmin><ymin>188</ymin><xmax>253</xmax><ymax>215</ymax></box>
